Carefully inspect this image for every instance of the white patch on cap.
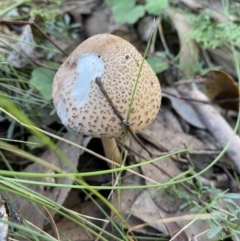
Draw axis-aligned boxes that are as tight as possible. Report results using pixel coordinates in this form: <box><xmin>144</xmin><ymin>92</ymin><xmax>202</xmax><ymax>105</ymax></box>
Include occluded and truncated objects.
<box><xmin>57</xmin><ymin>97</ymin><xmax>67</xmax><ymax>125</ymax></box>
<box><xmin>70</xmin><ymin>53</ymin><xmax>104</xmax><ymax>107</ymax></box>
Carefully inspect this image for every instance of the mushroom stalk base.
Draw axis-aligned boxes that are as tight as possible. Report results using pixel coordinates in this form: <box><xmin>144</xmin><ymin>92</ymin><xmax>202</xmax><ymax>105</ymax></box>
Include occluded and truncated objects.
<box><xmin>101</xmin><ymin>138</ymin><xmax>121</xmax><ymax>165</ymax></box>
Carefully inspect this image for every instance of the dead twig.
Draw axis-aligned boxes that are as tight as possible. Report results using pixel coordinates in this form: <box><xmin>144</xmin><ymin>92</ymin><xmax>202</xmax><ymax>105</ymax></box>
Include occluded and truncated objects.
<box><xmin>0</xmin><ymin>19</ymin><xmax>69</xmax><ymax>57</ymax></box>
<box><xmin>43</xmin><ymin>206</ymin><xmax>60</xmax><ymax>240</ymax></box>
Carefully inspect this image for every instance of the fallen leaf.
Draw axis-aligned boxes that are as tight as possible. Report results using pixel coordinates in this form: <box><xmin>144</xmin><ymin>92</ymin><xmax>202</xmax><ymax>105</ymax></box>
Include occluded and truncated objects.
<box><xmin>130</xmin><ymin>190</ymin><xmax>168</xmax><ymax>234</ymax></box>
<box><xmin>131</xmin><ymin>190</ymin><xmax>189</xmax><ymax>241</ymax></box>
<box><xmin>162</xmin><ymin>87</ymin><xmax>205</xmax><ymax>129</ymax></box>
<box><xmin>50</xmin><ymin>199</ymin><xmax>108</xmax><ymax>241</ymax></box>
<box><xmin>112</xmin><ymin>167</ymin><xmax>154</xmax><ymax>234</ymax></box>
<box><xmin>201</xmin><ymin>70</ymin><xmax>239</xmax><ymax>111</ymax></box>
<box><xmin>7</xmin><ymin>25</ymin><xmax>36</xmax><ymax>68</ymax></box>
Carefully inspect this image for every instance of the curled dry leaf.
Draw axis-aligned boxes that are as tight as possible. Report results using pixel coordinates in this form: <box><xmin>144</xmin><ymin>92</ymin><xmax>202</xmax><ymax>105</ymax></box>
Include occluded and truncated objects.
<box><xmin>200</xmin><ymin>70</ymin><xmax>239</xmax><ymax>111</ymax></box>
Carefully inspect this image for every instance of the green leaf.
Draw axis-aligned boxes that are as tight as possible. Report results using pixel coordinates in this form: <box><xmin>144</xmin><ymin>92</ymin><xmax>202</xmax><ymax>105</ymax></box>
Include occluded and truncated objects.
<box><xmin>224</xmin><ymin>193</ymin><xmax>240</xmax><ymax>199</ymax></box>
<box><xmin>147</xmin><ymin>56</ymin><xmax>168</xmax><ymax>74</ymax></box>
<box><xmin>145</xmin><ymin>0</ymin><xmax>168</xmax><ymax>15</ymax></box>
<box><xmin>207</xmin><ymin>227</ymin><xmax>222</xmax><ymax>239</ymax></box>
<box><xmin>111</xmin><ymin>0</ymin><xmax>145</xmax><ymax>24</ymax></box>
<box><xmin>105</xmin><ymin>0</ymin><xmax>119</xmax><ymax>6</ymax></box>
<box><xmin>30</xmin><ymin>67</ymin><xmax>55</xmax><ymax>100</ymax></box>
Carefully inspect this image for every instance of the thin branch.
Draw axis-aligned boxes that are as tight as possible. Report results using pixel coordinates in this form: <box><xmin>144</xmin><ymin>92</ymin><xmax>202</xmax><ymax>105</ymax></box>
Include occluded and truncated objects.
<box><xmin>95</xmin><ymin>77</ymin><xmax>129</xmax><ymax>127</ymax></box>
<box><xmin>43</xmin><ymin>206</ymin><xmax>60</xmax><ymax>240</ymax></box>
<box><xmin>0</xmin><ymin>19</ymin><xmax>69</xmax><ymax>57</ymax></box>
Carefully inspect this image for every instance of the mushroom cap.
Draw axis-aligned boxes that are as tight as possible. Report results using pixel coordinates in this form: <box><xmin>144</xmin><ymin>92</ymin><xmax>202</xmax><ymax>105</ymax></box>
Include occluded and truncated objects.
<box><xmin>52</xmin><ymin>34</ymin><xmax>161</xmax><ymax>138</ymax></box>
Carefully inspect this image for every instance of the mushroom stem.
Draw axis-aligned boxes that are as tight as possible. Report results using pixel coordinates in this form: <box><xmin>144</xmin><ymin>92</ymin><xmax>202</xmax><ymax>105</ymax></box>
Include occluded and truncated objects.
<box><xmin>101</xmin><ymin>138</ymin><xmax>121</xmax><ymax>164</ymax></box>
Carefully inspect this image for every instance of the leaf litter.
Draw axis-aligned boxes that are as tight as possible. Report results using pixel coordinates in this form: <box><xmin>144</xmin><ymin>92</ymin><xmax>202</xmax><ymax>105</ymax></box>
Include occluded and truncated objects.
<box><xmin>7</xmin><ymin>25</ymin><xmax>36</xmax><ymax>68</ymax></box>
<box><xmin>8</xmin><ymin>133</ymin><xmax>83</xmax><ymax>233</ymax></box>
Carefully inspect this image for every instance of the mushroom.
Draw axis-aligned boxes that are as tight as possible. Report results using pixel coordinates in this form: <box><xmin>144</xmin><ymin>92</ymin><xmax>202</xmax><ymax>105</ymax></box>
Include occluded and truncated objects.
<box><xmin>52</xmin><ymin>34</ymin><xmax>161</xmax><ymax>164</ymax></box>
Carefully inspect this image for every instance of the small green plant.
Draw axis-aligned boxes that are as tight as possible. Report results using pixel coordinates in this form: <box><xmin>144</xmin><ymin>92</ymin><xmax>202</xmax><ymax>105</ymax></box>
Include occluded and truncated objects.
<box><xmin>54</xmin><ymin>13</ymin><xmax>81</xmax><ymax>40</ymax></box>
<box><xmin>189</xmin><ymin>13</ymin><xmax>240</xmax><ymax>49</ymax></box>
<box><xmin>147</xmin><ymin>51</ymin><xmax>169</xmax><ymax>74</ymax></box>
<box><xmin>30</xmin><ymin>67</ymin><xmax>55</xmax><ymax>101</ymax></box>
<box><xmin>105</xmin><ymin>0</ymin><xmax>168</xmax><ymax>24</ymax></box>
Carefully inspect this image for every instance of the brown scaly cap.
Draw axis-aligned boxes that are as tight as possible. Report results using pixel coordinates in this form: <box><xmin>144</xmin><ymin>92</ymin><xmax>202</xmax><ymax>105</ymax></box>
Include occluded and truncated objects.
<box><xmin>52</xmin><ymin>34</ymin><xmax>161</xmax><ymax>138</ymax></box>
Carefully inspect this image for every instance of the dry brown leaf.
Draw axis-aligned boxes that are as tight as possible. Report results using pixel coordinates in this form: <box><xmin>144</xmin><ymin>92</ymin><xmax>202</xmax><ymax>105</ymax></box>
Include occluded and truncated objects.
<box><xmin>201</xmin><ymin>70</ymin><xmax>239</xmax><ymax>111</ymax></box>
<box><xmin>162</xmin><ymin>87</ymin><xmax>205</xmax><ymax>129</ymax></box>
<box><xmin>7</xmin><ymin>25</ymin><xmax>36</xmax><ymax>68</ymax></box>
<box><xmin>131</xmin><ymin>190</ymin><xmax>190</xmax><ymax>241</ymax></box>
<box><xmin>50</xmin><ymin>199</ymin><xmax>108</xmax><ymax>241</ymax></box>
<box><xmin>111</xmin><ymin>167</ymin><xmax>154</xmax><ymax>234</ymax></box>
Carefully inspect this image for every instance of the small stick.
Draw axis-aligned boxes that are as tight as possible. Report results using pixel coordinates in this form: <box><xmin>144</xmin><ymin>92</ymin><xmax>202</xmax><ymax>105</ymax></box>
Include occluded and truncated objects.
<box><xmin>0</xmin><ymin>19</ymin><xmax>69</xmax><ymax>57</ymax></box>
<box><xmin>43</xmin><ymin>206</ymin><xmax>60</xmax><ymax>240</ymax></box>
<box><xmin>95</xmin><ymin>77</ymin><xmax>129</xmax><ymax>126</ymax></box>
<box><xmin>95</xmin><ymin>77</ymin><xmax>159</xmax><ymax>157</ymax></box>
<box><xmin>174</xmin><ymin>79</ymin><xmax>201</xmax><ymax>85</ymax></box>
